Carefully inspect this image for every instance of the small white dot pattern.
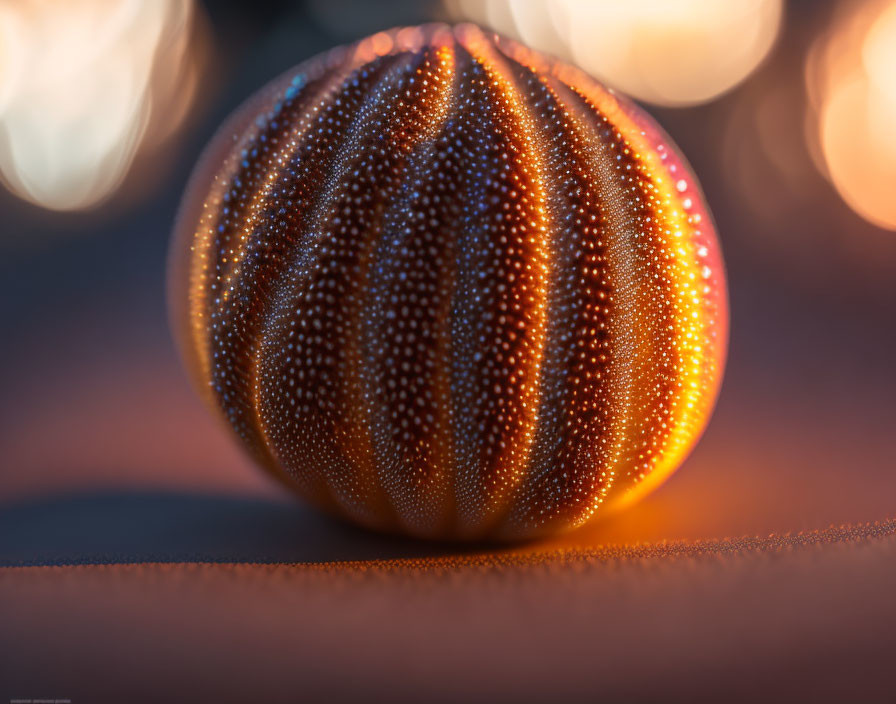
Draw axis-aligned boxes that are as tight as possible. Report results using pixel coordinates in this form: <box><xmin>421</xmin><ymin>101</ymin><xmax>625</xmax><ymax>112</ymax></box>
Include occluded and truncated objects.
<box><xmin>172</xmin><ymin>25</ymin><xmax>727</xmax><ymax>541</ymax></box>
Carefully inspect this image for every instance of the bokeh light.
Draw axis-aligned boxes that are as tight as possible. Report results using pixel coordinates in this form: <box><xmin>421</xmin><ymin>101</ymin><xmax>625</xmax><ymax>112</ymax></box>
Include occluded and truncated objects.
<box><xmin>807</xmin><ymin>0</ymin><xmax>896</xmax><ymax>231</ymax></box>
<box><xmin>444</xmin><ymin>0</ymin><xmax>783</xmax><ymax>107</ymax></box>
<box><xmin>0</xmin><ymin>0</ymin><xmax>206</xmax><ymax>212</ymax></box>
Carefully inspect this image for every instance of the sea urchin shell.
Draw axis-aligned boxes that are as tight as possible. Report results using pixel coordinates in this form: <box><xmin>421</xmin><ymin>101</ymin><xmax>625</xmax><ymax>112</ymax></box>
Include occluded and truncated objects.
<box><xmin>169</xmin><ymin>24</ymin><xmax>728</xmax><ymax>541</ymax></box>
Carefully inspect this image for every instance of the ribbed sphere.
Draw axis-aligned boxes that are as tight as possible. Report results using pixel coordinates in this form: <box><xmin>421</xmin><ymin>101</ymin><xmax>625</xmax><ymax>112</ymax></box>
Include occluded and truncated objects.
<box><xmin>170</xmin><ymin>24</ymin><xmax>727</xmax><ymax>541</ymax></box>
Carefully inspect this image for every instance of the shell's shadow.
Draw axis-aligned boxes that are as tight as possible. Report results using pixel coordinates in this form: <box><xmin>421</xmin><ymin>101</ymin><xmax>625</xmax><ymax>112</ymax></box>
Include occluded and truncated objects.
<box><xmin>0</xmin><ymin>488</ymin><xmax>491</xmax><ymax>566</ymax></box>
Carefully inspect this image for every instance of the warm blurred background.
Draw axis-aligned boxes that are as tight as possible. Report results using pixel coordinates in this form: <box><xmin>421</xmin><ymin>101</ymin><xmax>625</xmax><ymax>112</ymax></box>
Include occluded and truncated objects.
<box><xmin>1</xmin><ymin>0</ymin><xmax>893</xmax><ymax>553</ymax></box>
<box><xmin>1</xmin><ymin>2</ymin><xmax>895</xmax><ymax>701</ymax></box>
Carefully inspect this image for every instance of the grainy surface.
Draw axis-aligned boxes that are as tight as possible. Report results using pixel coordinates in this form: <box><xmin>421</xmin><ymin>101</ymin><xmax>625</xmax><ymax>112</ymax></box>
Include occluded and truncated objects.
<box><xmin>2</xmin><ymin>521</ymin><xmax>895</xmax><ymax>703</ymax></box>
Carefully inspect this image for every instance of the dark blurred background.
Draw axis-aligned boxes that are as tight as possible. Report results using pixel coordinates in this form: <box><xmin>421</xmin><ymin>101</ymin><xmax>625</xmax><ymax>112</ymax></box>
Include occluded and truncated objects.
<box><xmin>0</xmin><ymin>0</ymin><xmax>894</xmax><ymax>563</ymax></box>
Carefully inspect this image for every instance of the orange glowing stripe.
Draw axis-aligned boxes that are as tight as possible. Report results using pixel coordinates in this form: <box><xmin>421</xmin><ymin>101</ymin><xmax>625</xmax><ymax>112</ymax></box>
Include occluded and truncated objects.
<box><xmin>531</xmin><ymin>77</ymin><xmax>630</xmax><ymax>525</ymax></box>
<box><xmin>607</xmin><ymin>116</ymin><xmax>715</xmax><ymax>510</ymax></box>
<box><xmin>504</xmin><ymin>36</ymin><xmax>716</xmax><ymax>507</ymax></box>
<box><xmin>351</xmin><ymin>42</ymin><xmax>459</xmax><ymax>531</ymax></box>
<box><xmin>456</xmin><ymin>25</ymin><xmax>551</xmax><ymax>527</ymax></box>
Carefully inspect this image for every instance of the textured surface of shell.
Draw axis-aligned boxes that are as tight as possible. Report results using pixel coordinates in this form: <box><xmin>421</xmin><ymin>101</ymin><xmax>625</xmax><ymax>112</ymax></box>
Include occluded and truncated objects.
<box><xmin>170</xmin><ymin>23</ymin><xmax>728</xmax><ymax>541</ymax></box>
